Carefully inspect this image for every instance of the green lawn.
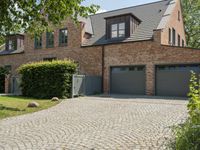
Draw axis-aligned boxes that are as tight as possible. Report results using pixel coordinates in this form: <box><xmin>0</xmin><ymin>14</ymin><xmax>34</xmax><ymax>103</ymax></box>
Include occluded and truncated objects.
<box><xmin>0</xmin><ymin>96</ymin><xmax>60</xmax><ymax>119</ymax></box>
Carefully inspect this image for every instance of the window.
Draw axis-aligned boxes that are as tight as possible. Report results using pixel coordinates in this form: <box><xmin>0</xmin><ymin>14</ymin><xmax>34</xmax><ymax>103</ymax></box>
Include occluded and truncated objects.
<box><xmin>172</xmin><ymin>28</ymin><xmax>176</xmax><ymax>46</ymax></box>
<box><xmin>34</xmin><ymin>35</ymin><xmax>42</xmax><ymax>49</ymax></box>
<box><xmin>118</xmin><ymin>23</ymin><xmax>125</xmax><ymax>37</ymax></box>
<box><xmin>59</xmin><ymin>28</ymin><xmax>68</xmax><ymax>46</ymax></box>
<box><xmin>111</xmin><ymin>22</ymin><xmax>125</xmax><ymax>38</ymax></box>
<box><xmin>178</xmin><ymin>34</ymin><xmax>180</xmax><ymax>46</ymax></box>
<box><xmin>43</xmin><ymin>57</ymin><xmax>57</xmax><ymax>62</ymax></box>
<box><xmin>111</xmin><ymin>24</ymin><xmax>117</xmax><ymax>38</ymax></box>
<box><xmin>8</xmin><ymin>40</ymin><xmax>14</xmax><ymax>50</ymax></box>
<box><xmin>168</xmin><ymin>28</ymin><xmax>171</xmax><ymax>44</ymax></box>
<box><xmin>178</xmin><ymin>11</ymin><xmax>180</xmax><ymax>21</ymax></box>
<box><xmin>46</xmin><ymin>32</ymin><xmax>54</xmax><ymax>48</ymax></box>
<box><xmin>7</xmin><ymin>39</ymin><xmax>17</xmax><ymax>50</ymax></box>
<box><xmin>182</xmin><ymin>39</ymin><xmax>185</xmax><ymax>47</ymax></box>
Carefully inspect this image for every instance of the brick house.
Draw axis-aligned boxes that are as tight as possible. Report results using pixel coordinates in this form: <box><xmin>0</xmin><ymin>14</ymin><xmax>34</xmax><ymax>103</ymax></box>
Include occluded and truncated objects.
<box><xmin>0</xmin><ymin>0</ymin><xmax>200</xmax><ymax>97</ymax></box>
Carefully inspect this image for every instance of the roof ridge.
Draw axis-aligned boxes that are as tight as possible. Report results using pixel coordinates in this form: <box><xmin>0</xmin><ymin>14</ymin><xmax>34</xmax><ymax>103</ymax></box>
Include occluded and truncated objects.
<box><xmin>90</xmin><ymin>0</ymin><xmax>170</xmax><ymax>16</ymax></box>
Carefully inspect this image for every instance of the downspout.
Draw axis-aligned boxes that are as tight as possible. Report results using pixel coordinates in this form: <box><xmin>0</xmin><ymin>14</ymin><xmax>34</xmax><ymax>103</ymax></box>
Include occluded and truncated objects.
<box><xmin>101</xmin><ymin>45</ymin><xmax>105</xmax><ymax>94</ymax></box>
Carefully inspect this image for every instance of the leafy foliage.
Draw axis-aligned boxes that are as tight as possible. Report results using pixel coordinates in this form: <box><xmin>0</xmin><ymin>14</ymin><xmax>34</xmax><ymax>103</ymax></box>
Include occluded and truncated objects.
<box><xmin>167</xmin><ymin>71</ymin><xmax>200</xmax><ymax>149</ymax></box>
<box><xmin>188</xmin><ymin>71</ymin><xmax>200</xmax><ymax>124</ymax></box>
<box><xmin>18</xmin><ymin>60</ymin><xmax>77</xmax><ymax>99</ymax></box>
<box><xmin>181</xmin><ymin>0</ymin><xmax>200</xmax><ymax>48</ymax></box>
<box><xmin>169</xmin><ymin>120</ymin><xmax>200</xmax><ymax>150</ymax></box>
<box><xmin>0</xmin><ymin>67</ymin><xmax>8</xmax><ymax>76</ymax></box>
<box><xmin>0</xmin><ymin>36</ymin><xmax>5</xmax><ymax>46</ymax></box>
<box><xmin>0</xmin><ymin>0</ymin><xmax>99</xmax><ymax>36</ymax></box>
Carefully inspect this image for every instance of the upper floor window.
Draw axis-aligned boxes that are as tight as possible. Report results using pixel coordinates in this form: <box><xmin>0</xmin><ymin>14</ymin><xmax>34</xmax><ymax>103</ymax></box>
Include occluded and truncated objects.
<box><xmin>46</xmin><ymin>32</ymin><xmax>54</xmax><ymax>48</ymax></box>
<box><xmin>182</xmin><ymin>39</ymin><xmax>185</xmax><ymax>47</ymax></box>
<box><xmin>105</xmin><ymin>13</ymin><xmax>141</xmax><ymax>40</ymax></box>
<box><xmin>5</xmin><ymin>34</ymin><xmax>24</xmax><ymax>51</ymax></box>
<box><xmin>178</xmin><ymin>11</ymin><xmax>180</xmax><ymax>21</ymax></box>
<box><xmin>59</xmin><ymin>28</ymin><xmax>68</xmax><ymax>46</ymax></box>
<box><xmin>172</xmin><ymin>28</ymin><xmax>176</xmax><ymax>46</ymax></box>
<box><xmin>111</xmin><ymin>22</ymin><xmax>125</xmax><ymax>38</ymax></box>
<box><xmin>8</xmin><ymin>40</ymin><xmax>16</xmax><ymax>50</ymax></box>
<box><xmin>168</xmin><ymin>28</ymin><xmax>171</xmax><ymax>44</ymax></box>
<box><xmin>178</xmin><ymin>34</ymin><xmax>180</xmax><ymax>46</ymax></box>
<box><xmin>34</xmin><ymin>35</ymin><xmax>42</xmax><ymax>49</ymax></box>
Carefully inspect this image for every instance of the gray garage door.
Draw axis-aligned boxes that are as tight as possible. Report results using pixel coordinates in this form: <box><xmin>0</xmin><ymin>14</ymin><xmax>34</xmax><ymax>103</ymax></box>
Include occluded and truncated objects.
<box><xmin>110</xmin><ymin>66</ymin><xmax>145</xmax><ymax>95</ymax></box>
<box><xmin>156</xmin><ymin>64</ymin><xmax>200</xmax><ymax>97</ymax></box>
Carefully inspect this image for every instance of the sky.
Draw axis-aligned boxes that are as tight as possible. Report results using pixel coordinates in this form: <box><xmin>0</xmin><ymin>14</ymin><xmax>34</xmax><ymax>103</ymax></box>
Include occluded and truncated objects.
<box><xmin>82</xmin><ymin>0</ymin><xmax>160</xmax><ymax>13</ymax></box>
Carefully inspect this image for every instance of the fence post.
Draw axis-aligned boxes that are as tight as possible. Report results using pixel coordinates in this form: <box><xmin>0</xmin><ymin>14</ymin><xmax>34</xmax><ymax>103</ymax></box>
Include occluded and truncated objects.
<box><xmin>71</xmin><ymin>74</ymin><xmax>74</xmax><ymax>98</ymax></box>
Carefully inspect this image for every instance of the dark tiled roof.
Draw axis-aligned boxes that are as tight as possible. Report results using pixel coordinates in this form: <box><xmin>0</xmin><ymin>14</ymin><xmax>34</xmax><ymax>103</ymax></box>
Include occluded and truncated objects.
<box><xmin>0</xmin><ymin>49</ymin><xmax>24</xmax><ymax>56</ymax></box>
<box><xmin>83</xmin><ymin>0</ymin><xmax>171</xmax><ymax>46</ymax></box>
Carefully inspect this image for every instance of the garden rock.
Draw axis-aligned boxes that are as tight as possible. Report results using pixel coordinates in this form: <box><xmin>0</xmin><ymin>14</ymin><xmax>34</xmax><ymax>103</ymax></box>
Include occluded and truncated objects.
<box><xmin>27</xmin><ymin>102</ymin><xmax>39</xmax><ymax>108</ymax></box>
<box><xmin>51</xmin><ymin>97</ymin><xmax>59</xmax><ymax>102</ymax></box>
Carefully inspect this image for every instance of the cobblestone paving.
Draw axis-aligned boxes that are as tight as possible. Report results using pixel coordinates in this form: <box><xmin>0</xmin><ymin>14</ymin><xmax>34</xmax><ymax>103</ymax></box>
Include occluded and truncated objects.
<box><xmin>0</xmin><ymin>96</ymin><xmax>187</xmax><ymax>150</ymax></box>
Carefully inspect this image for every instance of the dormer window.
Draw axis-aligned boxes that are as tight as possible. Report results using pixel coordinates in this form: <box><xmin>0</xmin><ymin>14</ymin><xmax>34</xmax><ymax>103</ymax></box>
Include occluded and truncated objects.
<box><xmin>5</xmin><ymin>34</ymin><xmax>24</xmax><ymax>51</ymax></box>
<box><xmin>8</xmin><ymin>40</ymin><xmax>16</xmax><ymax>50</ymax></box>
<box><xmin>111</xmin><ymin>22</ymin><xmax>125</xmax><ymax>38</ymax></box>
<box><xmin>105</xmin><ymin>13</ymin><xmax>141</xmax><ymax>40</ymax></box>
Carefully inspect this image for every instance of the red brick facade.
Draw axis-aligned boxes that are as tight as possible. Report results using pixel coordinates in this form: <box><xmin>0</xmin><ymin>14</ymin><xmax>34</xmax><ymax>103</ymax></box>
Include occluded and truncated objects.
<box><xmin>102</xmin><ymin>30</ymin><xmax>200</xmax><ymax>95</ymax></box>
<box><xmin>0</xmin><ymin>0</ymin><xmax>200</xmax><ymax>95</ymax></box>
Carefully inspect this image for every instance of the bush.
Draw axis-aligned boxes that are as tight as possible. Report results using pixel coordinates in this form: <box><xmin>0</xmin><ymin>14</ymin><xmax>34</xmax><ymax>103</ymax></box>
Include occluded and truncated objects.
<box><xmin>18</xmin><ymin>60</ymin><xmax>77</xmax><ymax>99</ymax></box>
<box><xmin>188</xmin><ymin>71</ymin><xmax>200</xmax><ymax>124</ymax></box>
<box><xmin>169</xmin><ymin>120</ymin><xmax>200</xmax><ymax>150</ymax></box>
<box><xmin>168</xmin><ymin>71</ymin><xmax>200</xmax><ymax>150</ymax></box>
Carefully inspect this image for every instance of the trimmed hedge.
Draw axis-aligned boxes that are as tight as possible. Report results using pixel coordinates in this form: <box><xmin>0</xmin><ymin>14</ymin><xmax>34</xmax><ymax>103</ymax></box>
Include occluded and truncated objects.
<box><xmin>18</xmin><ymin>60</ymin><xmax>77</xmax><ymax>99</ymax></box>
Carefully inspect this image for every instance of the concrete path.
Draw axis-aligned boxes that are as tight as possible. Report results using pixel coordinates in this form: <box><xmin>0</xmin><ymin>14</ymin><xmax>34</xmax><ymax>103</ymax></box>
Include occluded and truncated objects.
<box><xmin>0</xmin><ymin>96</ymin><xmax>187</xmax><ymax>150</ymax></box>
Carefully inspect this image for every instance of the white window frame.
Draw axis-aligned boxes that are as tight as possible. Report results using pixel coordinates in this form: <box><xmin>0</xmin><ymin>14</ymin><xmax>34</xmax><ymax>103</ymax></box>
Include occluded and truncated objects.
<box><xmin>111</xmin><ymin>22</ymin><xmax>125</xmax><ymax>39</ymax></box>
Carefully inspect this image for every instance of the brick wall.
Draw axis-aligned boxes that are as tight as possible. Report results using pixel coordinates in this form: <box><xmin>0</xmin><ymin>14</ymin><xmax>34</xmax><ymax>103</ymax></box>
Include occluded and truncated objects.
<box><xmin>0</xmin><ymin>3</ymin><xmax>199</xmax><ymax>95</ymax></box>
<box><xmin>0</xmin><ymin>19</ymin><xmax>102</xmax><ymax>78</ymax></box>
<box><xmin>161</xmin><ymin>0</ymin><xmax>186</xmax><ymax>46</ymax></box>
<box><xmin>103</xmin><ymin>30</ymin><xmax>200</xmax><ymax>95</ymax></box>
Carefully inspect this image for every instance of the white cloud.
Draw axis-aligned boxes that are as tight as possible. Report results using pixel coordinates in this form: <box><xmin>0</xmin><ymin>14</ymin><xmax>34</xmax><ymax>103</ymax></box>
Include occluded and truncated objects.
<box><xmin>96</xmin><ymin>9</ymin><xmax>107</xmax><ymax>14</ymax></box>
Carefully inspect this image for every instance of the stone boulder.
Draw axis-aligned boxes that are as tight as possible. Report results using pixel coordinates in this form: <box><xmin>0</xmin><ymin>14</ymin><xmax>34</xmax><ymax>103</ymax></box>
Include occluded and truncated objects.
<box><xmin>51</xmin><ymin>97</ymin><xmax>59</xmax><ymax>102</ymax></box>
<box><xmin>27</xmin><ymin>101</ymin><xmax>39</xmax><ymax>108</ymax></box>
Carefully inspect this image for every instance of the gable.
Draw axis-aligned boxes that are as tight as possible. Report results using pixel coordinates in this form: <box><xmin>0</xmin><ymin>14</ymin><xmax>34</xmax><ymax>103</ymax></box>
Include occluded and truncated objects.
<box><xmin>83</xmin><ymin>0</ymin><xmax>171</xmax><ymax>46</ymax></box>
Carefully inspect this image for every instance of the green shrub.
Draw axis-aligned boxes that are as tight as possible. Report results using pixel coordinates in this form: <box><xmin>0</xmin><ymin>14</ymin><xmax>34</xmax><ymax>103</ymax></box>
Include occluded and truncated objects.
<box><xmin>169</xmin><ymin>120</ymin><xmax>200</xmax><ymax>150</ymax></box>
<box><xmin>18</xmin><ymin>60</ymin><xmax>77</xmax><ymax>99</ymax></box>
<box><xmin>188</xmin><ymin>71</ymin><xmax>200</xmax><ymax>124</ymax></box>
<box><xmin>168</xmin><ymin>71</ymin><xmax>200</xmax><ymax>150</ymax></box>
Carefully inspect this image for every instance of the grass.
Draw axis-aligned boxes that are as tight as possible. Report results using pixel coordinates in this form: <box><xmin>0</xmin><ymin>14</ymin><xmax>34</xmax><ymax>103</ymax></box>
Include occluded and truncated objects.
<box><xmin>0</xmin><ymin>96</ymin><xmax>60</xmax><ymax>119</ymax></box>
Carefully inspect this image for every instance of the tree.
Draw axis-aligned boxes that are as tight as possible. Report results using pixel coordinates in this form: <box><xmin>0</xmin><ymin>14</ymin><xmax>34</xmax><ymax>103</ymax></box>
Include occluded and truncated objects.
<box><xmin>181</xmin><ymin>0</ymin><xmax>200</xmax><ymax>48</ymax></box>
<box><xmin>0</xmin><ymin>0</ymin><xmax>99</xmax><ymax>37</ymax></box>
<box><xmin>0</xmin><ymin>36</ymin><xmax>4</xmax><ymax>46</ymax></box>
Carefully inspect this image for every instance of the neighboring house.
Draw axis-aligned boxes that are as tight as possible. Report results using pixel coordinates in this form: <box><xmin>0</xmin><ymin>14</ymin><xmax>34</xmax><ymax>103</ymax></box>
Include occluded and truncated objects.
<box><xmin>0</xmin><ymin>0</ymin><xmax>200</xmax><ymax>97</ymax></box>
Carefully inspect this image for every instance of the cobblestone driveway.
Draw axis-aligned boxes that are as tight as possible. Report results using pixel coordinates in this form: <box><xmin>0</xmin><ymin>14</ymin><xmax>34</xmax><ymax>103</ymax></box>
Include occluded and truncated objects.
<box><xmin>0</xmin><ymin>96</ymin><xmax>187</xmax><ymax>150</ymax></box>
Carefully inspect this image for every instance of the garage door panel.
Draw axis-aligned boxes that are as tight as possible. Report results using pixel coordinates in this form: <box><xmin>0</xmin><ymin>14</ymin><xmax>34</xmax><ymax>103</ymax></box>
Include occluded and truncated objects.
<box><xmin>156</xmin><ymin>65</ymin><xmax>200</xmax><ymax>97</ymax></box>
<box><xmin>156</xmin><ymin>71</ymin><xmax>191</xmax><ymax>97</ymax></box>
<box><xmin>111</xmin><ymin>66</ymin><xmax>145</xmax><ymax>95</ymax></box>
